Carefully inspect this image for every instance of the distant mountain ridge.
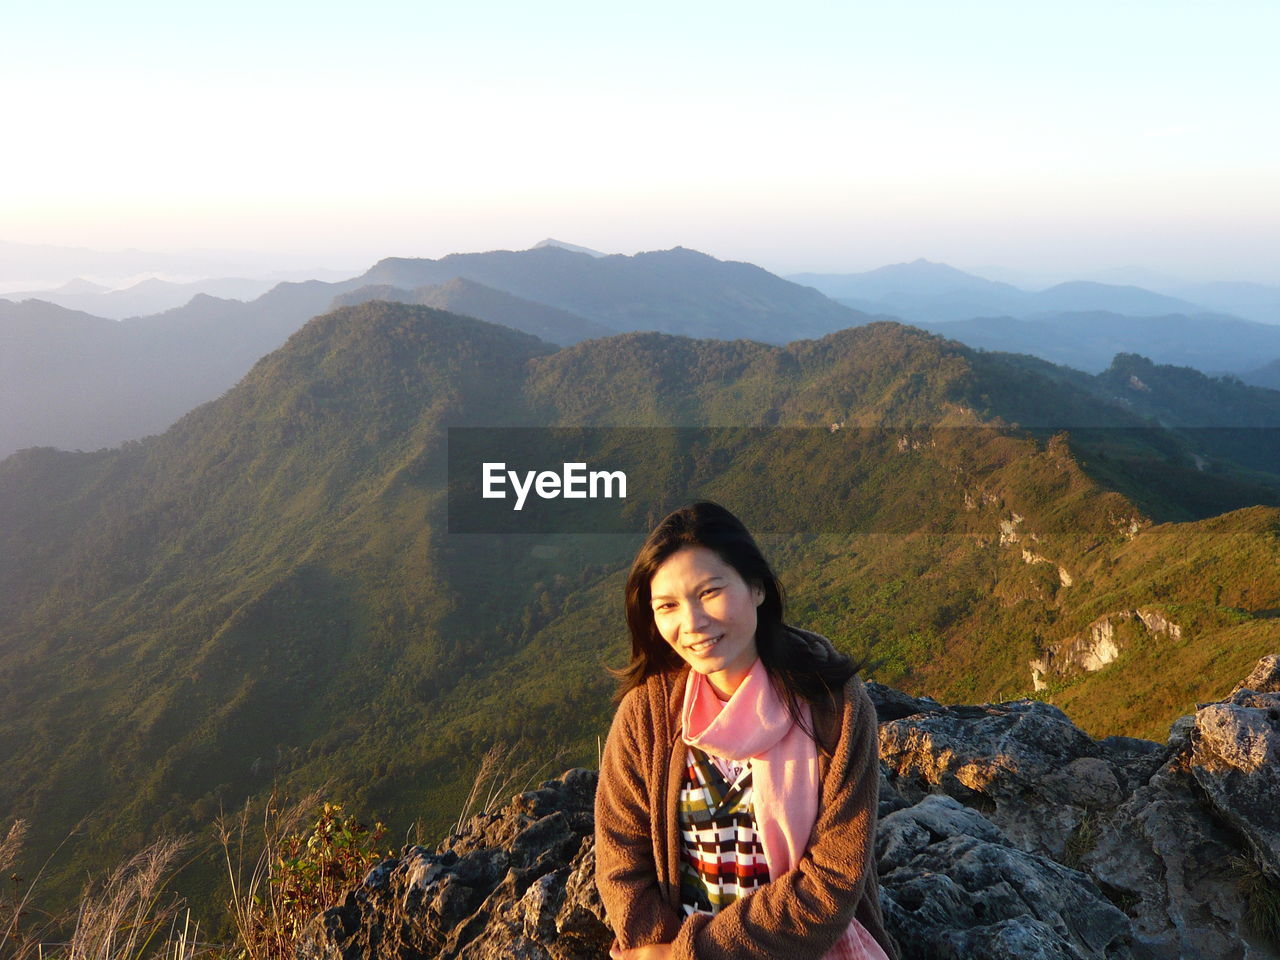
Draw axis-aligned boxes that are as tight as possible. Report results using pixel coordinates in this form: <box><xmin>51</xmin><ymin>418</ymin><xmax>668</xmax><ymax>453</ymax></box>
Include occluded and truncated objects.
<box><xmin>530</xmin><ymin>238</ymin><xmax>605</xmax><ymax>257</ymax></box>
<box><xmin>0</xmin><ymin>245</ymin><xmax>869</xmax><ymax>457</ymax></box>
<box><xmin>6</xmin><ymin>244</ymin><xmax>1280</xmax><ymax>462</ymax></box>
<box><xmin>920</xmin><ymin>310</ymin><xmax>1280</xmax><ymax>374</ymax></box>
<box><xmin>792</xmin><ymin>258</ymin><xmax>1022</xmax><ymax>300</ymax></box>
<box><xmin>359</xmin><ymin>244</ymin><xmax>865</xmax><ymax>341</ymax></box>
<box><xmin>332</xmin><ymin>276</ymin><xmax>614</xmax><ymax>344</ymax></box>
<box><xmin>3</xmin><ymin>276</ymin><xmax>280</xmax><ymax>319</ymax></box>
<box><xmin>792</xmin><ymin>260</ymin><xmax>1223</xmax><ymax>324</ymax></box>
<box><xmin>1244</xmin><ymin>357</ymin><xmax>1280</xmax><ymax>391</ymax></box>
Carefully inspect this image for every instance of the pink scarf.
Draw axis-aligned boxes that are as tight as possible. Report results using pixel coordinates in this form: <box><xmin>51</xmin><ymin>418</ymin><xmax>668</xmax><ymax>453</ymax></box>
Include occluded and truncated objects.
<box><xmin>681</xmin><ymin>659</ymin><xmax>889</xmax><ymax>960</ymax></box>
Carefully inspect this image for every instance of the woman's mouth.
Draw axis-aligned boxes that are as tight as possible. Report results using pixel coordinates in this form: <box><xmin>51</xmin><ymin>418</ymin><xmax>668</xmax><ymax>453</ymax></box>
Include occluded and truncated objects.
<box><xmin>685</xmin><ymin>635</ymin><xmax>722</xmax><ymax>654</ymax></box>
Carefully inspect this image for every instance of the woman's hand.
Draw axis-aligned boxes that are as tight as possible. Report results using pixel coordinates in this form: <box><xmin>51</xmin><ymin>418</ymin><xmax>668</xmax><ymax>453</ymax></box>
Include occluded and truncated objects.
<box><xmin>609</xmin><ymin>940</ymin><xmax>673</xmax><ymax>960</ymax></box>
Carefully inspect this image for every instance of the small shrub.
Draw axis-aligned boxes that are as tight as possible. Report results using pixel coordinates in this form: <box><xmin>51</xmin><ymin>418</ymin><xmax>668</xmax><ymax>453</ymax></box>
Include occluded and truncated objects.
<box><xmin>270</xmin><ymin>803</ymin><xmax>387</xmax><ymax>944</ymax></box>
<box><xmin>1233</xmin><ymin>854</ymin><xmax>1280</xmax><ymax>946</ymax></box>
<box><xmin>1061</xmin><ymin>810</ymin><xmax>1100</xmax><ymax>870</ymax></box>
<box><xmin>219</xmin><ymin>794</ymin><xmax>388</xmax><ymax>960</ymax></box>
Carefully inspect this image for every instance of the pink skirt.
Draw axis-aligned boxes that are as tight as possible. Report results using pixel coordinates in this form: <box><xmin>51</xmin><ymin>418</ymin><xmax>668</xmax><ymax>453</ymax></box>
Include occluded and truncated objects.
<box><xmin>823</xmin><ymin>917</ymin><xmax>890</xmax><ymax>960</ymax></box>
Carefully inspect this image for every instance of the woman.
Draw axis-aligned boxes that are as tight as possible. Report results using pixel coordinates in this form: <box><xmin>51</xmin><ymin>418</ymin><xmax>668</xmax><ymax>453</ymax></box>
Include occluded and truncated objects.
<box><xmin>595</xmin><ymin>501</ymin><xmax>899</xmax><ymax>960</ymax></box>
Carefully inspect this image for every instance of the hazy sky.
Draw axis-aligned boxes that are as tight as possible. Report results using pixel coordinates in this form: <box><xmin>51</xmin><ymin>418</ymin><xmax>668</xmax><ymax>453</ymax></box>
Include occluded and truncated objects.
<box><xmin>4</xmin><ymin>0</ymin><xmax>1278</xmax><ymax>281</ymax></box>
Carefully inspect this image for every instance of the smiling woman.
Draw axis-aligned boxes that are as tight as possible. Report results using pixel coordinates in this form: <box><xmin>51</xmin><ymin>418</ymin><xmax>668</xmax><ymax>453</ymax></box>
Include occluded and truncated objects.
<box><xmin>595</xmin><ymin>502</ymin><xmax>901</xmax><ymax>960</ymax></box>
<box><xmin>648</xmin><ymin>546</ymin><xmax>764</xmax><ymax>697</ymax></box>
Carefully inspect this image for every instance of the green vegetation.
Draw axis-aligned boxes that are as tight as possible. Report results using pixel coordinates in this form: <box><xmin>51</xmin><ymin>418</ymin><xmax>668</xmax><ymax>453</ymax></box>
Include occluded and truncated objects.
<box><xmin>1233</xmin><ymin>854</ymin><xmax>1280</xmax><ymax>948</ymax></box>
<box><xmin>1</xmin><ymin>303</ymin><xmax>1277</xmax><ymax>930</ymax></box>
<box><xmin>219</xmin><ymin>796</ymin><xmax>389</xmax><ymax>960</ymax></box>
<box><xmin>1061</xmin><ymin>811</ymin><xmax>1101</xmax><ymax>870</ymax></box>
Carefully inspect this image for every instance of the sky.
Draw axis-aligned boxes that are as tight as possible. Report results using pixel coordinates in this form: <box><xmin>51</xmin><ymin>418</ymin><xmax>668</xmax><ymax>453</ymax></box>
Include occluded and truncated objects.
<box><xmin>3</xmin><ymin>0</ymin><xmax>1278</xmax><ymax>282</ymax></box>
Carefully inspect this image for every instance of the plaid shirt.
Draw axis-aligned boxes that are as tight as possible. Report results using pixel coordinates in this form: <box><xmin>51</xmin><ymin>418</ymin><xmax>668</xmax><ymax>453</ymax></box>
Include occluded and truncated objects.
<box><xmin>677</xmin><ymin>745</ymin><xmax>770</xmax><ymax>916</ymax></box>
<box><xmin>677</xmin><ymin>745</ymin><xmax>884</xmax><ymax>960</ymax></box>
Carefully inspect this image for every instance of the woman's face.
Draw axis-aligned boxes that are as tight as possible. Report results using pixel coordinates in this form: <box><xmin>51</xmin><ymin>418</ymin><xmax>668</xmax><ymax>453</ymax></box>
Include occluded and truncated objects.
<box><xmin>648</xmin><ymin>545</ymin><xmax>764</xmax><ymax>698</ymax></box>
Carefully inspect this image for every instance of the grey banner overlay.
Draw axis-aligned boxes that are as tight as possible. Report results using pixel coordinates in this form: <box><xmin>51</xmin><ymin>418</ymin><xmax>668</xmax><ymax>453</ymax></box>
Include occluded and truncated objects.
<box><xmin>446</xmin><ymin>427</ymin><xmax>1280</xmax><ymax>534</ymax></box>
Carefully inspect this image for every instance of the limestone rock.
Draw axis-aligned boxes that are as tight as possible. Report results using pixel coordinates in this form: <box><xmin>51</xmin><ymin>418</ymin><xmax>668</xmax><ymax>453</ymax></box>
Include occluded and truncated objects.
<box><xmin>299</xmin><ymin>657</ymin><xmax>1280</xmax><ymax>960</ymax></box>
<box><xmin>1231</xmin><ymin>654</ymin><xmax>1280</xmax><ymax>696</ymax></box>
<box><xmin>878</xmin><ymin>697</ymin><xmax>1114</xmax><ymax>859</ymax></box>
<box><xmin>296</xmin><ymin>768</ymin><xmax>609</xmax><ymax>960</ymax></box>
<box><xmin>1189</xmin><ymin>688</ymin><xmax>1280</xmax><ymax>882</ymax></box>
<box><xmin>878</xmin><ymin>795</ymin><xmax>1132</xmax><ymax>959</ymax></box>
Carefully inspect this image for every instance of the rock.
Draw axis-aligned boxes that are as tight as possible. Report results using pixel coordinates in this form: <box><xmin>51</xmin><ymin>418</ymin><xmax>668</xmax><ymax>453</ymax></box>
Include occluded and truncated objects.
<box><xmin>300</xmin><ymin>657</ymin><xmax>1280</xmax><ymax>960</ymax></box>
<box><xmin>864</xmin><ymin>681</ymin><xmax>945</xmax><ymax>722</ymax></box>
<box><xmin>877</xmin><ymin>660</ymin><xmax>1280</xmax><ymax>959</ymax></box>
<box><xmin>552</xmin><ymin>840</ymin><xmax>612</xmax><ymax>960</ymax></box>
<box><xmin>1189</xmin><ymin>688</ymin><xmax>1280</xmax><ymax>882</ymax></box>
<box><xmin>877</xmin><ymin>698</ymin><xmax>1108</xmax><ymax>859</ymax></box>
<box><xmin>1082</xmin><ymin>757</ymin><xmax>1258</xmax><ymax>959</ymax></box>
<box><xmin>1231</xmin><ymin>654</ymin><xmax>1280</xmax><ymax>696</ymax></box>
<box><xmin>1030</xmin><ymin>609</ymin><xmax>1183</xmax><ymax>690</ymax></box>
<box><xmin>296</xmin><ymin>770</ymin><xmax>610</xmax><ymax>960</ymax></box>
<box><xmin>877</xmin><ymin>794</ymin><xmax>1133</xmax><ymax>960</ymax></box>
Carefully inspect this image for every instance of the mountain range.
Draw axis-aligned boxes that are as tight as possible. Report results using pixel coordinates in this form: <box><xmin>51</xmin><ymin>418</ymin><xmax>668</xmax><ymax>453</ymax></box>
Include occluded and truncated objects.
<box><xmin>2</xmin><ymin>300</ymin><xmax>1278</xmax><ymax>921</ymax></box>
<box><xmin>8</xmin><ymin>246</ymin><xmax>1280</xmax><ymax>460</ymax></box>
<box><xmin>0</xmin><ymin>246</ymin><xmax>870</xmax><ymax>458</ymax></box>
<box><xmin>919</xmin><ymin>311</ymin><xmax>1280</xmax><ymax>376</ymax></box>
<box><xmin>792</xmin><ymin>258</ymin><xmax>1280</xmax><ymax>326</ymax></box>
<box><xmin>3</xmin><ymin>275</ymin><xmax>282</xmax><ymax>319</ymax></box>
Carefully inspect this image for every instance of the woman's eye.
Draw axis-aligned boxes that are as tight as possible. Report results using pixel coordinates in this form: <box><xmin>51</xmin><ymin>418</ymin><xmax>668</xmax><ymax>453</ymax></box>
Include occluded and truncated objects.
<box><xmin>701</xmin><ymin>588</ymin><xmax>720</xmax><ymax>599</ymax></box>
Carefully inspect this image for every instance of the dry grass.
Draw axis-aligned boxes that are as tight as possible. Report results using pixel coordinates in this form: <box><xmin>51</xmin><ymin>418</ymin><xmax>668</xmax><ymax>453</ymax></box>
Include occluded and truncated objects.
<box><xmin>63</xmin><ymin>836</ymin><xmax>195</xmax><ymax>960</ymax></box>
<box><xmin>1</xmin><ymin>819</ymin><xmax>28</xmax><ymax>873</ymax></box>
<box><xmin>215</xmin><ymin>788</ymin><xmax>326</xmax><ymax>960</ymax></box>
<box><xmin>1</xmin><ymin>821</ymin><xmax>211</xmax><ymax>960</ymax></box>
<box><xmin>1</xmin><ymin>818</ymin><xmax>33</xmax><ymax>956</ymax></box>
<box><xmin>452</xmin><ymin>741</ymin><xmax>570</xmax><ymax>838</ymax></box>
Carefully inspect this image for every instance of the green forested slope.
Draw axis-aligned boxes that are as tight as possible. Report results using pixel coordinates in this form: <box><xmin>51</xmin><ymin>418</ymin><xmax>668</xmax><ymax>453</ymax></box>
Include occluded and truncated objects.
<box><xmin>1</xmin><ymin>302</ymin><xmax>1276</xmax><ymax>922</ymax></box>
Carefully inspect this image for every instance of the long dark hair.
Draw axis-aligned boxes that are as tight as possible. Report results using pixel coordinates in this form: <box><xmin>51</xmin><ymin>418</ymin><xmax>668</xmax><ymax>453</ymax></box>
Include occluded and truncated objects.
<box><xmin>617</xmin><ymin>501</ymin><xmax>863</xmax><ymax>736</ymax></box>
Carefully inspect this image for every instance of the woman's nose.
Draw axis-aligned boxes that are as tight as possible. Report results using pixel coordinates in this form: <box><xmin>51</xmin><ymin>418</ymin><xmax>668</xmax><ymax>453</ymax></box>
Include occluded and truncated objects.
<box><xmin>680</xmin><ymin>601</ymin><xmax>708</xmax><ymax>634</ymax></box>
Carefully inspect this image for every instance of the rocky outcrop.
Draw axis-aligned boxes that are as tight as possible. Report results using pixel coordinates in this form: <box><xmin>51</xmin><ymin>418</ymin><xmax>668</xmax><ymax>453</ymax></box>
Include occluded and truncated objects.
<box><xmin>296</xmin><ymin>768</ymin><xmax>610</xmax><ymax>960</ymax></box>
<box><xmin>1030</xmin><ymin>608</ymin><xmax>1183</xmax><ymax>691</ymax></box>
<box><xmin>880</xmin><ymin>655</ymin><xmax>1280</xmax><ymax>959</ymax></box>
<box><xmin>877</xmin><ymin>795</ymin><xmax>1133</xmax><ymax>959</ymax></box>
<box><xmin>299</xmin><ymin>658</ymin><xmax>1280</xmax><ymax>960</ymax></box>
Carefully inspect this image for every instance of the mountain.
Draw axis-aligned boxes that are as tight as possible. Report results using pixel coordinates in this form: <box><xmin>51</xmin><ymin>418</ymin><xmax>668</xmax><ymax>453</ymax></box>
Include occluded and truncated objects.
<box><xmin>1243</xmin><ymin>358</ymin><xmax>1280</xmax><ymax>391</ymax></box>
<box><xmin>1161</xmin><ymin>280</ymin><xmax>1280</xmax><ymax>325</ymax></box>
<box><xmin>917</xmin><ymin>310</ymin><xmax>1280</xmax><ymax>375</ymax></box>
<box><xmin>0</xmin><ymin>299</ymin><xmax>161</xmax><ymax>455</ymax></box>
<box><xmin>530</xmin><ymin>238</ymin><xmax>605</xmax><ymax>257</ymax></box>
<box><xmin>3</xmin><ymin>302</ymin><xmax>1278</xmax><ymax>923</ymax></box>
<box><xmin>1070</xmin><ymin>274</ymin><xmax>1280</xmax><ymax>326</ymax></box>
<box><xmin>52</xmin><ymin>277</ymin><xmax>111</xmax><ymax>294</ymax></box>
<box><xmin>790</xmin><ymin>262</ymin><xmax>1235</xmax><ymax>334</ymax></box>
<box><xmin>358</xmin><ymin>245</ymin><xmax>866</xmax><ymax>341</ymax></box>
<box><xmin>989</xmin><ymin>350</ymin><xmax>1280</xmax><ymax>501</ymax></box>
<box><xmin>332</xmin><ymin>277</ymin><xmax>614</xmax><ymax>344</ymax></box>
<box><xmin>793</xmin><ymin>258</ymin><xmax>1022</xmax><ymax>299</ymax></box>
<box><xmin>0</xmin><ymin>279</ymin><xmax>353</xmax><ymax>458</ymax></box>
<box><xmin>1029</xmin><ymin>281</ymin><xmax>1205</xmax><ymax>316</ymax></box>
<box><xmin>790</xmin><ymin>259</ymin><xmax>1027</xmax><ymax>321</ymax></box>
<box><xmin>2</xmin><ymin>276</ymin><xmax>279</xmax><ymax>319</ymax></box>
<box><xmin>2</xmin><ymin>246</ymin><xmax>871</xmax><ymax>457</ymax></box>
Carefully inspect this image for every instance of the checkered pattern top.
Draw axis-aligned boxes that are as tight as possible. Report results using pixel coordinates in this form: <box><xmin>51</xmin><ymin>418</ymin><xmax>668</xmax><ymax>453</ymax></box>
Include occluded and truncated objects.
<box><xmin>677</xmin><ymin>746</ymin><xmax>883</xmax><ymax>960</ymax></box>
<box><xmin>677</xmin><ymin>745</ymin><xmax>770</xmax><ymax>916</ymax></box>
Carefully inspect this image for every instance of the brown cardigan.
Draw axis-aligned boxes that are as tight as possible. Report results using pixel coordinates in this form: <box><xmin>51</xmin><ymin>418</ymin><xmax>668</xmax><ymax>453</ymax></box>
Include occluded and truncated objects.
<box><xmin>594</xmin><ymin>646</ymin><xmax>901</xmax><ymax>960</ymax></box>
